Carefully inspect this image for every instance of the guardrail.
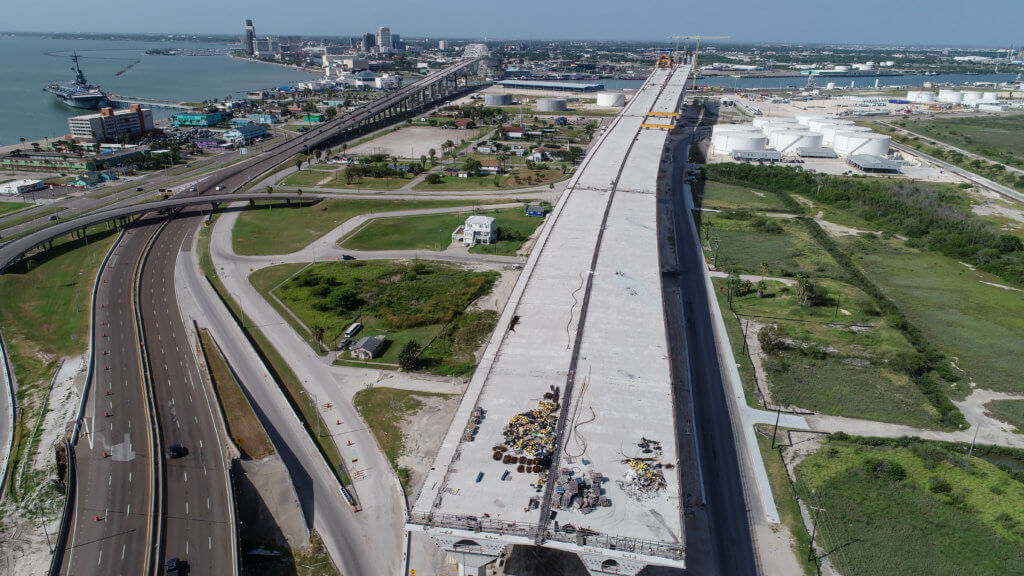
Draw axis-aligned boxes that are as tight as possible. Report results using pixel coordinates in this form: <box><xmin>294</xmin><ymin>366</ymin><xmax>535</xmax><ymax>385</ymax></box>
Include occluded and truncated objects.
<box><xmin>48</xmin><ymin>223</ymin><xmax>127</xmax><ymax>576</ymax></box>
<box><xmin>0</xmin><ymin>330</ymin><xmax>17</xmax><ymax>503</ymax></box>
<box><xmin>134</xmin><ymin>221</ymin><xmax>170</xmax><ymax>576</ymax></box>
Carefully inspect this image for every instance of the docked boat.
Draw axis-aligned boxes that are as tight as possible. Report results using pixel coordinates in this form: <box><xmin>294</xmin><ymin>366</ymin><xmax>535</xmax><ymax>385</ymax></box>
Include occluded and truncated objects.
<box><xmin>44</xmin><ymin>53</ymin><xmax>108</xmax><ymax>110</ymax></box>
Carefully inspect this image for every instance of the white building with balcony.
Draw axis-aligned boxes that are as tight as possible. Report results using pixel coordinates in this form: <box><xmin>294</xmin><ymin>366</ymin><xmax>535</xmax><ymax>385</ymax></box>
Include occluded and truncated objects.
<box><xmin>452</xmin><ymin>215</ymin><xmax>496</xmax><ymax>246</ymax></box>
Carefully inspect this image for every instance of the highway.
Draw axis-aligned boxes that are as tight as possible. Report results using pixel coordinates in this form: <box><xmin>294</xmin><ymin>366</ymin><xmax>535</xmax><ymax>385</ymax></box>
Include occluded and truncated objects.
<box><xmin>58</xmin><ymin>220</ymin><xmax>160</xmax><ymax>576</ymax></box>
<box><xmin>138</xmin><ymin>210</ymin><xmax>234</xmax><ymax>574</ymax></box>
<box><xmin>663</xmin><ymin>129</ymin><xmax>759</xmax><ymax>576</ymax></box>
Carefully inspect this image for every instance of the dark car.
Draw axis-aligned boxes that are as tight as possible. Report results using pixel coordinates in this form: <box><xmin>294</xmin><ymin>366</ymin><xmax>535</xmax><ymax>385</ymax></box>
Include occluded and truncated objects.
<box><xmin>168</xmin><ymin>444</ymin><xmax>188</xmax><ymax>458</ymax></box>
<box><xmin>136</xmin><ymin>187</ymin><xmax>144</xmax><ymax>192</ymax></box>
<box><xmin>341</xmin><ymin>254</ymin><xmax>356</xmax><ymax>261</ymax></box>
<box><xmin>49</xmin><ymin>215</ymin><xmax>60</xmax><ymax>221</ymax></box>
<box><xmin>166</xmin><ymin>557</ymin><xmax>187</xmax><ymax>574</ymax></box>
<box><xmin>338</xmin><ymin>338</ymin><xmax>353</xmax><ymax>350</ymax></box>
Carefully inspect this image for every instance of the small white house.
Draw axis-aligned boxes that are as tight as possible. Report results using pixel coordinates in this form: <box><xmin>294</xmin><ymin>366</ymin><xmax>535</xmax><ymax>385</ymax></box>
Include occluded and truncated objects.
<box><xmin>452</xmin><ymin>215</ymin><xmax>496</xmax><ymax>246</ymax></box>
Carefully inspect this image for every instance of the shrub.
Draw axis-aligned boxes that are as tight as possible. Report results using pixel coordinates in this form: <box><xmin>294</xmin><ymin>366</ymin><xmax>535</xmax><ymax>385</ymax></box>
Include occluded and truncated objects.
<box><xmin>398</xmin><ymin>340</ymin><xmax>421</xmax><ymax>371</ymax></box>
<box><xmin>758</xmin><ymin>324</ymin><xmax>786</xmax><ymax>354</ymax></box>
<box><xmin>424</xmin><ymin>173</ymin><xmax>443</xmax><ymax>185</ymax></box>
<box><xmin>928</xmin><ymin>477</ymin><xmax>952</xmax><ymax>494</ymax></box>
<box><xmin>864</xmin><ymin>457</ymin><xmax>907</xmax><ymax>482</ymax></box>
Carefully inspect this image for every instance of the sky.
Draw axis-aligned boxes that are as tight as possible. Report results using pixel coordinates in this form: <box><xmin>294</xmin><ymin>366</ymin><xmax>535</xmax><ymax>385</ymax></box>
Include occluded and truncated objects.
<box><xmin>3</xmin><ymin>0</ymin><xmax>1021</xmax><ymax>47</ymax></box>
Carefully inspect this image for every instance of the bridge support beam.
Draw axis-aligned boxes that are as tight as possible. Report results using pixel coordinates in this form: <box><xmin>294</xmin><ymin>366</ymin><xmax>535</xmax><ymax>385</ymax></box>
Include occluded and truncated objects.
<box><xmin>576</xmin><ymin>552</ymin><xmax>648</xmax><ymax>576</ymax></box>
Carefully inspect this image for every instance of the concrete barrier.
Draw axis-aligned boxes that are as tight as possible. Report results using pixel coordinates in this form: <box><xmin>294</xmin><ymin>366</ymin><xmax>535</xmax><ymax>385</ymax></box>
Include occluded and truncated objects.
<box><xmin>0</xmin><ymin>330</ymin><xmax>17</xmax><ymax>503</ymax></box>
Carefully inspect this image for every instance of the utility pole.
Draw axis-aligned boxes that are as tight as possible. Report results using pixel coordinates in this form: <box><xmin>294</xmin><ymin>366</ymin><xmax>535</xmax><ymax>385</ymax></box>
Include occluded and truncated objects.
<box><xmin>771</xmin><ymin>403</ymin><xmax>782</xmax><ymax>449</ymax></box>
<box><xmin>968</xmin><ymin>425</ymin><xmax>980</xmax><ymax>458</ymax></box>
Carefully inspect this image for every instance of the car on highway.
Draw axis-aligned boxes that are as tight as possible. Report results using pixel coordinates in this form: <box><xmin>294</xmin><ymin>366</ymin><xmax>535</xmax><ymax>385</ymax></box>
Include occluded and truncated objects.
<box><xmin>168</xmin><ymin>444</ymin><xmax>188</xmax><ymax>458</ymax></box>
<box><xmin>341</xmin><ymin>254</ymin><xmax>356</xmax><ymax>260</ymax></box>
<box><xmin>215</xmin><ymin>185</ymin><xmax>225</xmax><ymax>191</ymax></box>
<box><xmin>49</xmin><ymin>214</ymin><xmax>60</xmax><ymax>221</ymax></box>
<box><xmin>166</xmin><ymin>557</ymin><xmax>187</xmax><ymax>574</ymax></box>
<box><xmin>136</xmin><ymin>187</ymin><xmax>144</xmax><ymax>192</ymax></box>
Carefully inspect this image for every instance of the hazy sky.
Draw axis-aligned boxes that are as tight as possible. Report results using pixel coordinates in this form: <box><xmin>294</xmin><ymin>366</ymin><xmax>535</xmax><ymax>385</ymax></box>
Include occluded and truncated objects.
<box><xmin>4</xmin><ymin>0</ymin><xmax>1021</xmax><ymax>46</ymax></box>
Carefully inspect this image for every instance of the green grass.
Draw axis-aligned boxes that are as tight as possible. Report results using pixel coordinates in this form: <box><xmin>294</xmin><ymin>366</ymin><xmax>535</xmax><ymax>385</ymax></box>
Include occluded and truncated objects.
<box><xmin>0</xmin><ymin>206</ymin><xmax>62</xmax><ymax>232</ymax></box>
<box><xmin>320</xmin><ymin>169</ymin><xmax>415</xmax><ymax>191</ymax></box>
<box><xmin>700</xmin><ymin>213</ymin><xmax>843</xmax><ymax>278</ymax></box>
<box><xmin>0</xmin><ymin>226</ymin><xmax>118</xmax><ymax>501</ymax></box>
<box><xmin>419</xmin><ymin>310</ymin><xmax>499</xmax><ymax>376</ymax></box>
<box><xmin>280</xmin><ymin>169</ymin><xmax>339</xmax><ymax>187</ymax></box>
<box><xmin>0</xmin><ymin>201</ymin><xmax>32</xmax><ymax>217</ymax></box>
<box><xmin>896</xmin><ymin>114</ymin><xmax>1024</xmax><ymax>170</ymax></box>
<box><xmin>258</xmin><ymin>261</ymin><xmax>497</xmax><ymax>369</ymax></box>
<box><xmin>794</xmin><ymin>437</ymin><xmax>1024</xmax><ymax>576</ymax></box>
<box><xmin>985</xmin><ymin>399</ymin><xmax>1024</xmax><ymax>433</ymax></box>
<box><xmin>232</xmin><ymin>198</ymin><xmax>504</xmax><ymax>256</ymax></box>
<box><xmin>715</xmin><ymin>290</ymin><xmax>761</xmax><ymax>408</ymax></box>
<box><xmin>755</xmin><ymin>430</ymin><xmax>816</xmax><ymax>576</ymax></box>
<box><xmin>411</xmin><ymin>167</ymin><xmax>568</xmax><ymax>191</ymax></box>
<box><xmin>702</xmin><ymin>181</ymin><xmax>792</xmax><ymax>212</ymax></box>
<box><xmin>352</xmin><ymin>387</ymin><xmax>452</xmax><ymax>491</ymax></box>
<box><xmin>844</xmin><ymin>236</ymin><xmax>1024</xmax><ymax>395</ymax></box>
<box><xmin>341</xmin><ymin>207</ymin><xmax>527</xmax><ymax>252</ymax></box>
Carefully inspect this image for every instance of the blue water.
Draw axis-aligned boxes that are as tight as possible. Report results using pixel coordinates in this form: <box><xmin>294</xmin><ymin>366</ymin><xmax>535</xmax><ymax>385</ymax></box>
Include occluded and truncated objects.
<box><xmin>0</xmin><ymin>35</ymin><xmax>317</xmax><ymax>145</ymax></box>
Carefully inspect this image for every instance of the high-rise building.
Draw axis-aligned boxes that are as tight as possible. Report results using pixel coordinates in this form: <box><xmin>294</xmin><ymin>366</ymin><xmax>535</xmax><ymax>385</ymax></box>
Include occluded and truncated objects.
<box><xmin>68</xmin><ymin>105</ymin><xmax>155</xmax><ymax>142</ymax></box>
<box><xmin>377</xmin><ymin>27</ymin><xmax>392</xmax><ymax>53</ymax></box>
<box><xmin>438</xmin><ymin>40</ymin><xmax>450</xmax><ymax>50</ymax></box>
<box><xmin>391</xmin><ymin>34</ymin><xmax>402</xmax><ymax>51</ymax></box>
<box><xmin>244</xmin><ymin>19</ymin><xmax>256</xmax><ymax>55</ymax></box>
<box><xmin>361</xmin><ymin>32</ymin><xmax>376</xmax><ymax>53</ymax></box>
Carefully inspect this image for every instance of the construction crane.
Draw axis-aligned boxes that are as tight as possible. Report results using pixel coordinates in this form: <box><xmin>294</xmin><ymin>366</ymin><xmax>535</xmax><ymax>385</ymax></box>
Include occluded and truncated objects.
<box><xmin>671</xmin><ymin>35</ymin><xmax>731</xmax><ymax>90</ymax></box>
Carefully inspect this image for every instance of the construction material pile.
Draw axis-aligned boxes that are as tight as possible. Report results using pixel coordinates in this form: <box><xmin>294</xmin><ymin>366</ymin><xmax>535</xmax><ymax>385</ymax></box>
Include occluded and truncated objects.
<box><xmin>554</xmin><ymin>469</ymin><xmax>611</xmax><ymax>513</ymax></box>
<box><xmin>503</xmin><ymin>400</ymin><xmax>557</xmax><ymax>458</ymax></box>
<box><xmin>617</xmin><ymin>437</ymin><xmax>668</xmax><ymax>500</ymax></box>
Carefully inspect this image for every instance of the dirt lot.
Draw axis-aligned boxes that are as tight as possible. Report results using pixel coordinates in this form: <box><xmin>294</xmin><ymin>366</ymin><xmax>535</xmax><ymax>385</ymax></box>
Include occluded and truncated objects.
<box><xmin>397</xmin><ymin>394</ymin><xmax>461</xmax><ymax>501</ymax></box>
<box><xmin>348</xmin><ymin>126</ymin><xmax>470</xmax><ymax>159</ymax></box>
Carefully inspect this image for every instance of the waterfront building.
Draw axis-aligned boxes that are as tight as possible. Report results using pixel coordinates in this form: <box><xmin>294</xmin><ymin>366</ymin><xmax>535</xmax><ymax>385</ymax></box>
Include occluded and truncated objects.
<box><xmin>224</xmin><ymin>124</ymin><xmax>268</xmax><ymax>144</ymax></box>
<box><xmin>171</xmin><ymin>112</ymin><xmax>224</xmax><ymax>127</ymax></box>
<box><xmin>244</xmin><ymin>19</ymin><xmax>256</xmax><ymax>55</ymax></box>
<box><xmin>68</xmin><ymin>105</ymin><xmax>155</xmax><ymax>142</ymax></box>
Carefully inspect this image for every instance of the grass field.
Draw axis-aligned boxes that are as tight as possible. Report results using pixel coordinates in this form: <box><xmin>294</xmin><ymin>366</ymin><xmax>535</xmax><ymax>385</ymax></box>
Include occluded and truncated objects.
<box><xmin>411</xmin><ymin>166</ymin><xmax>568</xmax><ymax>192</ymax></box>
<box><xmin>844</xmin><ymin>236</ymin><xmax>1024</xmax><ymax>395</ymax></box>
<box><xmin>352</xmin><ymin>387</ymin><xmax>451</xmax><ymax>490</ymax></box>
<box><xmin>261</xmin><ymin>261</ymin><xmax>497</xmax><ymax>369</ymax></box>
<box><xmin>795</xmin><ymin>436</ymin><xmax>1024</xmax><ymax>576</ymax></box>
<box><xmin>756</xmin><ymin>431</ymin><xmax>816</xmax><ymax>576</ymax></box>
<box><xmin>897</xmin><ymin>114</ymin><xmax>1024</xmax><ymax>170</ymax></box>
<box><xmin>341</xmin><ymin>207</ymin><xmax>530</xmax><ymax>252</ymax></box>
<box><xmin>0</xmin><ymin>201</ymin><xmax>32</xmax><ymax>217</ymax></box>
<box><xmin>701</xmin><ymin>213</ymin><xmax>843</xmax><ymax>278</ymax></box>
<box><xmin>198</xmin><ymin>330</ymin><xmax>274</xmax><ymax>460</ymax></box>
<box><xmin>232</xmin><ymin>198</ymin><xmax>503</xmax><ymax>256</ymax></box>
<box><xmin>985</xmin><ymin>399</ymin><xmax>1024</xmax><ymax>433</ymax></box>
<box><xmin>321</xmin><ymin>169</ymin><xmax>415</xmax><ymax>191</ymax></box>
<box><xmin>702</xmin><ymin>181</ymin><xmax>792</xmax><ymax>212</ymax></box>
<box><xmin>280</xmin><ymin>169</ymin><xmax>338</xmax><ymax>187</ymax></box>
<box><xmin>0</xmin><ymin>226</ymin><xmax>118</xmax><ymax>502</ymax></box>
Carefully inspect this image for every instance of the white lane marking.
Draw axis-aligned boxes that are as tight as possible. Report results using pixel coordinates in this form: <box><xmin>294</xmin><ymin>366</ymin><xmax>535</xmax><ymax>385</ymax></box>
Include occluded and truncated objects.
<box><xmin>186</xmin><ymin>540</ymin><xmax>190</xmax><ymax>554</ymax></box>
<box><xmin>207</xmin><ymin>497</ymin><xmax>210</xmax><ymax>509</ymax></box>
<box><xmin>108</xmin><ymin>474</ymin><xmax>111</xmax><ymax>486</ymax></box>
<box><xmin>203</xmin><ymin>466</ymin><xmax>207</xmax><ymax>476</ymax></box>
<box><xmin>199</xmin><ymin>439</ymin><xmax>203</xmax><ymax>449</ymax></box>
<box><xmin>126</xmin><ymin>503</ymin><xmax>130</xmax><ymax>516</ymax></box>
<box><xmin>184</xmin><ymin>471</ymin><xmax>188</xmax><ymax>483</ymax></box>
<box><xmin>121</xmin><ymin>544</ymin><xmax>126</xmax><ymax>560</ymax></box>
<box><xmin>97</xmin><ymin>550</ymin><xmax>102</xmax><ymax>565</ymax></box>
<box><xmin>129</xmin><ymin>471</ymin><xmax>132</xmax><ymax>483</ymax></box>
<box><xmin>185</xmin><ymin>501</ymin><xmax>189</xmax><ymax>515</ymax></box>
<box><xmin>208</xmin><ymin>536</ymin><xmax>212</xmax><ymax>549</ymax></box>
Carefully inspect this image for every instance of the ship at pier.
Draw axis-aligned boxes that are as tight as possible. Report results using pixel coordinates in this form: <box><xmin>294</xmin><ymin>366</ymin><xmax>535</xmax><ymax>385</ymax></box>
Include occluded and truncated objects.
<box><xmin>44</xmin><ymin>53</ymin><xmax>108</xmax><ymax>110</ymax></box>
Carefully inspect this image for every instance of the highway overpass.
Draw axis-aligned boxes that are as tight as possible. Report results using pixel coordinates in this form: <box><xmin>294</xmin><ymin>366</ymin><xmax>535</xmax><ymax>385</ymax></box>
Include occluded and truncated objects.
<box><xmin>408</xmin><ymin>61</ymin><xmax>693</xmax><ymax>576</ymax></box>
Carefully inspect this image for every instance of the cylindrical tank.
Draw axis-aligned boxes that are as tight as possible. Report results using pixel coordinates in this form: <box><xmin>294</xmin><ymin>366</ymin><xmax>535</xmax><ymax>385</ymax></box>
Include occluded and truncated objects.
<box><xmin>596</xmin><ymin>91</ymin><xmax>626</xmax><ymax>107</ymax></box>
<box><xmin>907</xmin><ymin>91</ymin><xmax>936</xmax><ymax>104</ymax></box>
<box><xmin>711</xmin><ymin>132</ymin><xmax>767</xmax><ymax>154</ymax></box>
<box><xmin>820</xmin><ymin>124</ymin><xmax>870</xmax><ymax>147</ymax></box>
<box><xmin>795</xmin><ymin>114</ymin><xmax>833</xmax><ymax>126</ymax></box>
<box><xmin>713</xmin><ymin>124</ymin><xmax>763</xmax><ymax>135</ymax></box>
<box><xmin>962</xmin><ymin>91</ymin><xmax>983</xmax><ymax>105</ymax></box>
<box><xmin>752</xmin><ymin>117</ymin><xmax>798</xmax><ymax>129</ymax></box>
<box><xmin>978</xmin><ymin>103</ymin><xmax>1006</xmax><ymax>112</ymax></box>
<box><xmin>938</xmin><ymin>89</ymin><xmax>963</xmax><ymax>104</ymax></box>
<box><xmin>768</xmin><ymin>130</ymin><xmax>823</xmax><ymax>153</ymax></box>
<box><xmin>537</xmin><ymin>98</ymin><xmax>568</xmax><ymax>112</ymax></box>
<box><xmin>981</xmin><ymin>91</ymin><xmax>999</xmax><ymax>103</ymax></box>
<box><xmin>808</xmin><ymin>118</ymin><xmax>853</xmax><ymax>134</ymax></box>
<box><xmin>834</xmin><ymin>132</ymin><xmax>890</xmax><ymax>156</ymax></box>
<box><xmin>485</xmin><ymin>94</ymin><xmax>513</xmax><ymax>106</ymax></box>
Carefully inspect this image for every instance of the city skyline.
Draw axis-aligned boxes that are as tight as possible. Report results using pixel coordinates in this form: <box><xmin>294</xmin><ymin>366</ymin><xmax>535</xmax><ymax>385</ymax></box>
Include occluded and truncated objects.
<box><xmin>2</xmin><ymin>0</ymin><xmax>1021</xmax><ymax>46</ymax></box>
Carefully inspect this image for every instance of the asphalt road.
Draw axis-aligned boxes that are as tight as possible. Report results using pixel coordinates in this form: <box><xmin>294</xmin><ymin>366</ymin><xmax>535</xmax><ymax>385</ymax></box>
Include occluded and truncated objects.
<box><xmin>663</xmin><ymin>131</ymin><xmax>758</xmax><ymax>576</ymax></box>
<box><xmin>59</xmin><ymin>220</ymin><xmax>160</xmax><ymax>576</ymax></box>
<box><xmin>139</xmin><ymin>210</ymin><xmax>233</xmax><ymax>575</ymax></box>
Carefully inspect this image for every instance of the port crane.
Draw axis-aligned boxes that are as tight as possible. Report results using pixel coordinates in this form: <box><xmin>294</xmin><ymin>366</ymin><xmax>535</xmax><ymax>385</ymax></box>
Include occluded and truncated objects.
<box><xmin>671</xmin><ymin>35</ymin><xmax>731</xmax><ymax>90</ymax></box>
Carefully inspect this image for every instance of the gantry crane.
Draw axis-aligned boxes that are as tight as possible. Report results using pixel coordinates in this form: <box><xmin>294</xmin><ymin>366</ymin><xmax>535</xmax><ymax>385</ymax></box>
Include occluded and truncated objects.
<box><xmin>671</xmin><ymin>35</ymin><xmax>731</xmax><ymax>90</ymax></box>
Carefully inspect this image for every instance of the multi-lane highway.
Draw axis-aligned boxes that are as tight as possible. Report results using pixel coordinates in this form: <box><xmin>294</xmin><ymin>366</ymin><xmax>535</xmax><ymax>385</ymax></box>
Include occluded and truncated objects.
<box><xmin>139</xmin><ymin>210</ymin><xmax>234</xmax><ymax>574</ymax></box>
<box><xmin>59</xmin><ymin>220</ymin><xmax>161</xmax><ymax>576</ymax></box>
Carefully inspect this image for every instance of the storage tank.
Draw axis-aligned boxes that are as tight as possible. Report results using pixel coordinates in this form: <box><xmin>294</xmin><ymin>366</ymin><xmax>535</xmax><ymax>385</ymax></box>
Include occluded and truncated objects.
<box><xmin>980</xmin><ymin>92</ymin><xmax>999</xmax><ymax>103</ymax></box>
<box><xmin>711</xmin><ymin>132</ymin><xmax>767</xmax><ymax>155</ymax></box>
<box><xmin>833</xmin><ymin>132</ymin><xmax>890</xmax><ymax>156</ymax></box>
<box><xmin>596</xmin><ymin>91</ymin><xmax>626</xmax><ymax>107</ymax></box>
<box><xmin>820</xmin><ymin>124</ymin><xmax>871</xmax><ymax>147</ymax></box>
<box><xmin>808</xmin><ymin>118</ymin><xmax>853</xmax><ymax>134</ymax></box>
<box><xmin>795</xmin><ymin>114</ymin><xmax>833</xmax><ymax>126</ymax></box>
<box><xmin>938</xmin><ymin>89</ymin><xmax>963</xmax><ymax>104</ymax></box>
<box><xmin>907</xmin><ymin>91</ymin><xmax>936</xmax><ymax>104</ymax></box>
<box><xmin>752</xmin><ymin>117</ymin><xmax>798</xmax><ymax>129</ymax></box>
<box><xmin>962</xmin><ymin>91</ymin><xmax>983</xmax><ymax>106</ymax></box>
<box><xmin>485</xmin><ymin>94</ymin><xmax>513</xmax><ymax>106</ymax></box>
<box><xmin>537</xmin><ymin>98</ymin><xmax>568</xmax><ymax>112</ymax></box>
<box><xmin>768</xmin><ymin>130</ymin><xmax>823</xmax><ymax>153</ymax></box>
<box><xmin>978</xmin><ymin>103</ymin><xmax>1006</xmax><ymax>112</ymax></box>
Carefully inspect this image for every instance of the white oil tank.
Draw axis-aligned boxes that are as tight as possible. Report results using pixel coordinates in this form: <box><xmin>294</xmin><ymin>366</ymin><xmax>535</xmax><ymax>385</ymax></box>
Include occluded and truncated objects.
<box><xmin>907</xmin><ymin>91</ymin><xmax>936</xmax><ymax>104</ymax></box>
<box><xmin>711</xmin><ymin>132</ymin><xmax>767</xmax><ymax>154</ymax></box>
<box><xmin>978</xmin><ymin>103</ymin><xmax>1006</xmax><ymax>112</ymax></box>
<box><xmin>769</xmin><ymin>130</ymin><xmax>823</xmax><ymax>153</ymax></box>
<box><xmin>795</xmin><ymin>114</ymin><xmax>833</xmax><ymax>126</ymax></box>
<box><xmin>808</xmin><ymin>118</ymin><xmax>853</xmax><ymax>134</ymax></box>
<box><xmin>596</xmin><ymin>91</ymin><xmax>626</xmax><ymax>107</ymax></box>
<box><xmin>537</xmin><ymin>98</ymin><xmax>568</xmax><ymax>112</ymax></box>
<box><xmin>962</xmin><ymin>91</ymin><xmax>983</xmax><ymax>106</ymax></box>
<box><xmin>938</xmin><ymin>89</ymin><xmax>963</xmax><ymax>104</ymax></box>
<box><xmin>980</xmin><ymin>92</ymin><xmax>999</xmax><ymax>103</ymax></box>
<box><xmin>752</xmin><ymin>117</ymin><xmax>798</xmax><ymax>129</ymax></box>
<box><xmin>834</xmin><ymin>132</ymin><xmax>890</xmax><ymax>156</ymax></box>
<box><xmin>820</xmin><ymin>124</ymin><xmax>871</xmax><ymax>147</ymax></box>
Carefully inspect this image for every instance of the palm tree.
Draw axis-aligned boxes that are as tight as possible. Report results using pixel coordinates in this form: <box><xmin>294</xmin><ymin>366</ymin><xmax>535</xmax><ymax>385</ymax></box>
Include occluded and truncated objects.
<box><xmin>428</xmin><ymin>148</ymin><xmax>436</xmax><ymax>162</ymax></box>
<box><xmin>19</xmin><ymin>137</ymin><xmax>26</xmax><ymax>150</ymax></box>
<box><xmin>311</xmin><ymin>325</ymin><xmax>325</xmax><ymax>352</ymax></box>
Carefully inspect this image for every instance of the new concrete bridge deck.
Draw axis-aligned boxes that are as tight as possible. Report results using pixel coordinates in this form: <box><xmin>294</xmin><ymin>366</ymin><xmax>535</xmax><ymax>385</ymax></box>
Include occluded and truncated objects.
<box><xmin>408</xmin><ymin>63</ymin><xmax>691</xmax><ymax>576</ymax></box>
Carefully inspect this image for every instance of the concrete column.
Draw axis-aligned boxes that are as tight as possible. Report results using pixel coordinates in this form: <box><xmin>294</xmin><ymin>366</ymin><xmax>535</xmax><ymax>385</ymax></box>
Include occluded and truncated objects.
<box><xmin>576</xmin><ymin>552</ymin><xmax>648</xmax><ymax>576</ymax></box>
<box><xmin>447</xmin><ymin>551</ymin><xmax>497</xmax><ymax>576</ymax></box>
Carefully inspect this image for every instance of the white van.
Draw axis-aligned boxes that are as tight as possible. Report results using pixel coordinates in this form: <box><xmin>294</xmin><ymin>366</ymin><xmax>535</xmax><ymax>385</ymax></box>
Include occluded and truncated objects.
<box><xmin>344</xmin><ymin>322</ymin><xmax>363</xmax><ymax>338</ymax></box>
